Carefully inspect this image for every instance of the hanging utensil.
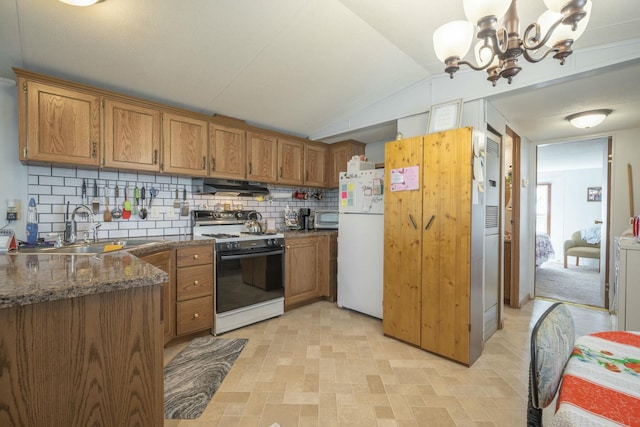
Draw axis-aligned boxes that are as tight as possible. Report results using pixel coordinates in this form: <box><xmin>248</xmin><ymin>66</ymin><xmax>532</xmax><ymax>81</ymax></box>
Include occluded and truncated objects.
<box><xmin>139</xmin><ymin>186</ymin><xmax>147</xmax><ymax>219</ymax></box>
<box><xmin>122</xmin><ymin>185</ymin><xmax>131</xmax><ymax>219</ymax></box>
<box><xmin>133</xmin><ymin>184</ymin><xmax>140</xmax><ymax>215</ymax></box>
<box><xmin>112</xmin><ymin>183</ymin><xmax>122</xmax><ymax>219</ymax></box>
<box><xmin>173</xmin><ymin>186</ymin><xmax>180</xmax><ymax>208</ymax></box>
<box><xmin>181</xmin><ymin>185</ymin><xmax>189</xmax><ymax>216</ymax></box>
<box><xmin>92</xmin><ymin>179</ymin><xmax>100</xmax><ymax>214</ymax></box>
<box><xmin>148</xmin><ymin>186</ymin><xmax>158</xmax><ymax>217</ymax></box>
<box><xmin>103</xmin><ymin>185</ymin><xmax>112</xmax><ymax>222</ymax></box>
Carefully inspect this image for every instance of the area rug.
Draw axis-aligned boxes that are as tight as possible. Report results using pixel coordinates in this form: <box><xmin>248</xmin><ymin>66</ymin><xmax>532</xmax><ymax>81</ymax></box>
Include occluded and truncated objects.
<box><xmin>535</xmin><ymin>261</ymin><xmax>603</xmax><ymax>308</ymax></box>
<box><xmin>164</xmin><ymin>336</ymin><xmax>248</xmax><ymax>419</ymax></box>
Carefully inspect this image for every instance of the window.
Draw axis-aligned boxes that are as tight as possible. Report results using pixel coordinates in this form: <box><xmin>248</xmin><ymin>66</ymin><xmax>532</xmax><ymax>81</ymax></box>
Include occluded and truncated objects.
<box><xmin>536</xmin><ymin>183</ymin><xmax>551</xmax><ymax>235</ymax></box>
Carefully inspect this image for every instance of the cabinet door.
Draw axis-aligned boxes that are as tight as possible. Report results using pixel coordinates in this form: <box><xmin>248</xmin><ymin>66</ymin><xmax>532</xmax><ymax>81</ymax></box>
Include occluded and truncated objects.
<box><xmin>21</xmin><ymin>79</ymin><xmax>100</xmax><ymax>166</ymax></box>
<box><xmin>382</xmin><ymin>137</ymin><xmax>423</xmax><ymax>346</ymax></box>
<box><xmin>285</xmin><ymin>236</ymin><xmax>321</xmax><ymax>309</ymax></box>
<box><xmin>304</xmin><ymin>143</ymin><xmax>327</xmax><ymax>187</ymax></box>
<box><xmin>421</xmin><ymin>127</ymin><xmax>474</xmax><ymax>365</ymax></box>
<box><xmin>318</xmin><ymin>234</ymin><xmax>337</xmax><ymax>300</ymax></box>
<box><xmin>278</xmin><ymin>138</ymin><xmax>304</xmax><ymax>185</ymax></box>
<box><xmin>247</xmin><ymin>131</ymin><xmax>277</xmax><ymax>183</ymax></box>
<box><xmin>162</xmin><ymin>112</ymin><xmax>208</xmax><ymax>176</ymax></box>
<box><xmin>141</xmin><ymin>250</ymin><xmax>175</xmax><ymax>346</ymax></box>
<box><xmin>328</xmin><ymin>141</ymin><xmax>365</xmax><ymax>187</ymax></box>
<box><xmin>103</xmin><ymin>98</ymin><xmax>160</xmax><ymax>172</ymax></box>
<box><xmin>209</xmin><ymin>124</ymin><xmax>246</xmax><ymax>179</ymax></box>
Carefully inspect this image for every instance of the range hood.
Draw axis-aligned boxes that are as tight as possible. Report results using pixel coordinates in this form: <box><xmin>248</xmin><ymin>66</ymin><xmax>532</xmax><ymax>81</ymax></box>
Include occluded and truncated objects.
<box><xmin>192</xmin><ymin>178</ymin><xmax>270</xmax><ymax>197</ymax></box>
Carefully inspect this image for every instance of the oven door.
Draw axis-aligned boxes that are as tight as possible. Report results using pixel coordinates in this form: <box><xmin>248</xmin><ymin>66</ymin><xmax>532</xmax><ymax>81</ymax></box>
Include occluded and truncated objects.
<box><xmin>215</xmin><ymin>248</ymin><xmax>284</xmax><ymax>314</ymax></box>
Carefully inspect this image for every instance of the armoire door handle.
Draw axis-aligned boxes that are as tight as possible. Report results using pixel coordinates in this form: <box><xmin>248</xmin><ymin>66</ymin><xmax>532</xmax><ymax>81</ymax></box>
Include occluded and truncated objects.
<box><xmin>425</xmin><ymin>215</ymin><xmax>435</xmax><ymax>230</ymax></box>
<box><xmin>409</xmin><ymin>214</ymin><xmax>417</xmax><ymax>229</ymax></box>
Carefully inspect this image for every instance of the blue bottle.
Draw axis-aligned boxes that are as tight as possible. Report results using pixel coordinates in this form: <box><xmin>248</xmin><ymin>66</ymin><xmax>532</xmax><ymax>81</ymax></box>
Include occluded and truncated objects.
<box><xmin>26</xmin><ymin>197</ymin><xmax>38</xmax><ymax>245</ymax></box>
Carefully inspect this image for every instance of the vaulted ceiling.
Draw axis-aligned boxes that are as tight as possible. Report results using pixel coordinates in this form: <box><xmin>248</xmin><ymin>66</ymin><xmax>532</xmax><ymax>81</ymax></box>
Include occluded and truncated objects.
<box><xmin>1</xmin><ymin>0</ymin><xmax>639</xmax><ymax>143</ymax></box>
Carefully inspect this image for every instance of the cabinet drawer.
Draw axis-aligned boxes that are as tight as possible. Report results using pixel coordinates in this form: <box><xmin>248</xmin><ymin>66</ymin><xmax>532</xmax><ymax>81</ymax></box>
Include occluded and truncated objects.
<box><xmin>177</xmin><ymin>264</ymin><xmax>213</xmax><ymax>301</ymax></box>
<box><xmin>176</xmin><ymin>245</ymin><xmax>213</xmax><ymax>267</ymax></box>
<box><xmin>176</xmin><ymin>296</ymin><xmax>213</xmax><ymax>335</ymax></box>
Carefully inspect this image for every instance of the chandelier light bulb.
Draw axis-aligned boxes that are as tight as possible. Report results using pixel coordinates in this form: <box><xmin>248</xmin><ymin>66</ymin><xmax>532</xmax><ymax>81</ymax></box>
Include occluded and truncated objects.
<box><xmin>538</xmin><ymin>0</ymin><xmax>592</xmax><ymax>48</ymax></box>
<box><xmin>433</xmin><ymin>21</ymin><xmax>474</xmax><ymax>62</ymax></box>
<box><xmin>543</xmin><ymin>0</ymin><xmax>571</xmax><ymax>13</ymax></box>
<box><xmin>463</xmin><ymin>0</ymin><xmax>512</xmax><ymax>24</ymax></box>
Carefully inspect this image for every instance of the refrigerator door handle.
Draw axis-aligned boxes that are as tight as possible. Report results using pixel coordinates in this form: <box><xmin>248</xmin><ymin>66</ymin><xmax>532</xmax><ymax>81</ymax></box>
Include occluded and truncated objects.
<box><xmin>409</xmin><ymin>214</ymin><xmax>417</xmax><ymax>229</ymax></box>
<box><xmin>425</xmin><ymin>215</ymin><xmax>435</xmax><ymax>230</ymax></box>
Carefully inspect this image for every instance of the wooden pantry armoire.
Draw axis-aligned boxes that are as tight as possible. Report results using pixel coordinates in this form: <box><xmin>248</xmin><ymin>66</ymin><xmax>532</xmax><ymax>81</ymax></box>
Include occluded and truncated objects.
<box><xmin>383</xmin><ymin>127</ymin><xmax>484</xmax><ymax>366</ymax></box>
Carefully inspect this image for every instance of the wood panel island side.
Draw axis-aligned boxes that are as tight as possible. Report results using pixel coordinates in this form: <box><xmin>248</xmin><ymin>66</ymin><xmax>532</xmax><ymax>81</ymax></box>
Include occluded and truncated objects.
<box><xmin>0</xmin><ymin>250</ymin><xmax>169</xmax><ymax>427</ymax></box>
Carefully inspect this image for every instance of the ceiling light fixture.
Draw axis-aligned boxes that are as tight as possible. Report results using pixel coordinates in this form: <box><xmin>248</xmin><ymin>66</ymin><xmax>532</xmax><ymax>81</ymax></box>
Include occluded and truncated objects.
<box><xmin>566</xmin><ymin>109</ymin><xmax>612</xmax><ymax>129</ymax></box>
<box><xmin>59</xmin><ymin>0</ymin><xmax>103</xmax><ymax>6</ymax></box>
<box><xmin>433</xmin><ymin>0</ymin><xmax>592</xmax><ymax>86</ymax></box>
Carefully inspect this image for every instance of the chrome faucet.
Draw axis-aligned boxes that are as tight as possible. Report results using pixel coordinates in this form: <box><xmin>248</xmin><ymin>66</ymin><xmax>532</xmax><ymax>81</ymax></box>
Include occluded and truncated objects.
<box><xmin>70</xmin><ymin>205</ymin><xmax>100</xmax><ymax>243</ymax></box>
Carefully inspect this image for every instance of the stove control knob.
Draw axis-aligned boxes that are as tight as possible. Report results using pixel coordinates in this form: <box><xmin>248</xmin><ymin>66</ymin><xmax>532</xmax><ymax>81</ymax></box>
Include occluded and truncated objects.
<box><xmin>233</xmin><ymin>242</ymin><xmax>240</xmax><ymax>250</ymax></box>
<box><xmin>213</xmin><ymin>212</ymin><xmax>221</xmax><ymax>219</ymax></box>
<box><xmin>235</xmin><ymin>211</ymin><xmax>244</xmax><ymax>219</ymax></box>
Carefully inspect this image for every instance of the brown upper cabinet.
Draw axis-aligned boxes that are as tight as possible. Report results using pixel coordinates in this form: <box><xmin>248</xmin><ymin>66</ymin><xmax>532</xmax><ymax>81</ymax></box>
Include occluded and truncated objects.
<box><xmin>277</xmin><ymin>137</ymin><xmax>304</xmax><ymax>185</ymax></box>
<box><xmin>246</xmin><ymin>131</ymin><xmax>278</xmax><ymax>183</ymax></box>
<box><xmin>161</xmin><ymin>112</ymin><xmax>208</xmax><ymax>176</ymax></box>
<box><xmin>209</xmin><ymin>124</ymin><xmax>246</xmax><ymax>180</ymax></box>
<box><xmin>327</xmin><ymin>140</ymin><xmax>365</xmax><ymax>187</ymax></box>
<box><xmin>304</xmin><ymin>142</ymin><xmax>327</xmax><ymax>187</ymax></box>
<box><xmin>103</xmin><ymin>98</ymin><xmax>161</xmax><ymax>172</ymax></box>
<box><xmin>15</xmin><ymin>68</ymin><xmax>359</xmax><ymax>187</ymax></box>
<box><xmin>17</xmin><ymin>77</ymin><xmax>101</xmax><ymax>167</ymax></box>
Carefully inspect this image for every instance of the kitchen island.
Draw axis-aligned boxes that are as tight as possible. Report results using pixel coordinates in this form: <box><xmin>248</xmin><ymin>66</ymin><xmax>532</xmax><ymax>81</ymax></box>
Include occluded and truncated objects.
<box><xmin>0</xmin><ymin>247</ymin><xmax>172</xmax><ymax>426</ymax></box>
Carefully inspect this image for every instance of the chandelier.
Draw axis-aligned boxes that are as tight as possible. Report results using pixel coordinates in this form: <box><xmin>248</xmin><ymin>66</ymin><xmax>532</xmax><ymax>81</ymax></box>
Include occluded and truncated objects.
<box><xmin>433</xmin><ymin>0</ymin><xmax>592</xmax><ymax>86</ymax></box>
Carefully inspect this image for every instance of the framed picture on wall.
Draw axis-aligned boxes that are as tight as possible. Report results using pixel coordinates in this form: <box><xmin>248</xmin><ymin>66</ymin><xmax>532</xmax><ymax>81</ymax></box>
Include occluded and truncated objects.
<box><xmin>427</xmin><ymin>99</ymin><xmax>463</xmax><ymax>133</ymax></box>
<box><xmin>587</xmin><ymin>187</ymin><xmax>602</xmax><ymax>202</ymax></box>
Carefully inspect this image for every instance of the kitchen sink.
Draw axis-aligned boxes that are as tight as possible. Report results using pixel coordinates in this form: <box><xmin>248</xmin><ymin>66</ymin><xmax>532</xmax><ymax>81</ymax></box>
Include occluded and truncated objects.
<box><xmin>16</xmin><ymin>239</ymin><xmax>162</xmax><ymax>255</ymax></box>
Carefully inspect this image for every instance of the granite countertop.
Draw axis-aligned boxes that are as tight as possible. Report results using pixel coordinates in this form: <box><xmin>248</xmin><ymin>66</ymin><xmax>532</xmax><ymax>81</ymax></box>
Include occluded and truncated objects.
<box><xmin>284</xmin><ymin>229</ymin><xmax>338</xmax><ymax>238</ymax></box>
<box><xmin>0</xmin><ymin>235</ymin><xmax>215</xmax><ymax>309</ymax></box>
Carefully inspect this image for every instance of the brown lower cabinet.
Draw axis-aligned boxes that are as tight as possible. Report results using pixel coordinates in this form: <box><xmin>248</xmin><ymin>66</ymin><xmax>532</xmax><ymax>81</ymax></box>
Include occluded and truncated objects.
<box><xmin>284</xmin><ymin>233</ymin><xmax>336</xmax><ymax>310</ymax></box>
<box><xmin>175</xmin><ymin>245</ymin><xmax>214</xmax><ymax>337</ymax></box>
<box><xmin>0</xmin><ymin>285</ymin><xmax>164</xmax><ymax>426</ymax></box>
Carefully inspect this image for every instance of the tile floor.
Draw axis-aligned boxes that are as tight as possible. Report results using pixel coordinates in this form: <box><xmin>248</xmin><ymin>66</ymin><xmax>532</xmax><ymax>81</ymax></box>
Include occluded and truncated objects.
<box><xmin>163</xmin><ymin>299</ymin><xmax>614</xmax><ymax>427</ymax></box>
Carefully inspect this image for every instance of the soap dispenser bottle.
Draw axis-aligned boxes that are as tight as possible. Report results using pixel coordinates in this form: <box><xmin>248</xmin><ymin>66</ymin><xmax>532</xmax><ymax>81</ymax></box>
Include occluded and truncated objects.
<box><xmin>26</xmin><ymin>197</ymin><xmax>38</xmax><ymax>245</ymax></box>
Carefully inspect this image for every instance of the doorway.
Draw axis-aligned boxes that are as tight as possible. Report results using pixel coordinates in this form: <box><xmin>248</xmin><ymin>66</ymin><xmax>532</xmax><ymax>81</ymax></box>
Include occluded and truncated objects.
<box><xmin>534</xmin><ymin>138</ymin><xmax>610</xmax><ymax>309</ymax></box>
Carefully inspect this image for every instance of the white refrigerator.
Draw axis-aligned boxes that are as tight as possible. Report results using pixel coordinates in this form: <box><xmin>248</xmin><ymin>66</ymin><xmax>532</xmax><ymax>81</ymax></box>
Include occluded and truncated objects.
<box><xmin>337</xmin><ymin>169</ymin><xmax>384</xmax><ymax>319</ymax></box>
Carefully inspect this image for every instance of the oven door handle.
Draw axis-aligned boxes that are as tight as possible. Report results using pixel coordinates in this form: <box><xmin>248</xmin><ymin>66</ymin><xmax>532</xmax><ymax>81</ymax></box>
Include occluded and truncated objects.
<box><xmin>218</xmin><ymin>249</ymin><xmax>284</xmax><ymax>261</ymax></box>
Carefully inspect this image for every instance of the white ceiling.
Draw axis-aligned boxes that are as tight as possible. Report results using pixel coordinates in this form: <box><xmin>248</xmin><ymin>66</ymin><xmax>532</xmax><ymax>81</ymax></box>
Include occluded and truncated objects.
<box><xmin>1</xmin><ymin>0</ymin><xmax>639</xmax><ymax>144</ymax></box>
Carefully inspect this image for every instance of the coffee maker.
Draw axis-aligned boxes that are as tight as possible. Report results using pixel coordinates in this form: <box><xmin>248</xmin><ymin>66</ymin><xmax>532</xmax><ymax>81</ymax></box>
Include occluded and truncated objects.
<box><xmin>299</xmin><ymin>208</ymin><xmax>312</xmax><ymax>230</ymax></box>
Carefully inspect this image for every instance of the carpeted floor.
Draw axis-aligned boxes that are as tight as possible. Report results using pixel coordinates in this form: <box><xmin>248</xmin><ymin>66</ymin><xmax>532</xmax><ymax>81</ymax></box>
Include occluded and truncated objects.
<box><xmin>535</xmin><ymin>261</ymin><xmax>603</xmax><ymax>307</ymax></box>
<box><xmin>164</xmin><ymin>336</ymin><xmax>248</xmax><ymax>419</ymax></box>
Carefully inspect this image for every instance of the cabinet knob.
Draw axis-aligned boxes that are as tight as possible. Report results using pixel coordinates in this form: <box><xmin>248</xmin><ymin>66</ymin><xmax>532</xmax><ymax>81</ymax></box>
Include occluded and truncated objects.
<box><xmin>194</xmin><ymin>280</ymin><xmax>199</xmax><ymax>286</ymax></box>
<box><xmin>193</xmin><ymin>254</ymin><xmax>199</xmax><ymax>260</ymax></box>
<box><xmin>193</xmin><ymin>313</ymin><xmax>199</xmax><ymax>319</ymax></box>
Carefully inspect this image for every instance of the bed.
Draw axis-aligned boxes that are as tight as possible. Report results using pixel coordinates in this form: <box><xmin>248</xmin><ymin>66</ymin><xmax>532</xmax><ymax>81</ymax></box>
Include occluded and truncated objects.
<box><xmin>536</xmin><ymin>232</ymin><xmax>555</xmax><ymax>266</ymax></box>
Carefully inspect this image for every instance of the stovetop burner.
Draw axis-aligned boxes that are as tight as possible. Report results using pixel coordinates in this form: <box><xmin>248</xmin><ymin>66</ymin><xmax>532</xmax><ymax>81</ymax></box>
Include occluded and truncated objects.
<box><xmin>200</xmin><ymin>233</ymin><xmax>240</xmax><ymax>239</ymax></box>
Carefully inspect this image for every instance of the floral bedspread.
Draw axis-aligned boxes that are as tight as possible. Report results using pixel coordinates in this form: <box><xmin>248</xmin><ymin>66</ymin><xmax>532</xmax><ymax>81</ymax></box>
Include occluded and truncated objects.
<box><xmin>536</xmin><ymin>233</ymin><xmax>555</xmax><ymax>266</ymax></box>
<box><xmin>552</xmin><ymin>331</ymin><xmax>640</xmax><ymax>426</ymax></box>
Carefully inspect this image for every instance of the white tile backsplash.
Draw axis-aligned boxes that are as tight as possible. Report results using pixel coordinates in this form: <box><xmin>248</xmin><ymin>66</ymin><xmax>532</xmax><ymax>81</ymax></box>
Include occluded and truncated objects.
<box><xmin>28</xmin><ymin>165</ymin><xmax>339</xmax><ymax>241</ymax></box>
